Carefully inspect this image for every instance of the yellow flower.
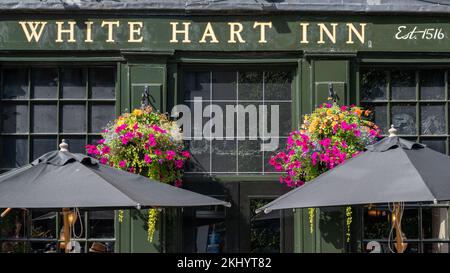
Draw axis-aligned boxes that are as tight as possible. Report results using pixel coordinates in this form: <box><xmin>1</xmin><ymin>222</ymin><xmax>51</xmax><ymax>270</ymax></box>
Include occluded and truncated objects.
<box><xmin>339</xmin><ymin>113</ymin><xmax>345</xmax><ymax>120</ymax></box>
<box><xmin>326</xmin><ymin>109</ymin><xmax>333</xmax><ymax>116</ymax></box>
<box><xmin>132</xmin><ymin>109</ymin><xmax>143</xmax><ymax>117</ymax></box>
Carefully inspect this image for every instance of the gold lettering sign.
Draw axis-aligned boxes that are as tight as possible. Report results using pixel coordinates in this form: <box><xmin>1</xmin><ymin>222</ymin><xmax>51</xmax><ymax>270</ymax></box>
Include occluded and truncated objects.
<box><xmin>17</xmin><ymin>20</ymin><xmax>368</xmax><ymax>46</ymax></box>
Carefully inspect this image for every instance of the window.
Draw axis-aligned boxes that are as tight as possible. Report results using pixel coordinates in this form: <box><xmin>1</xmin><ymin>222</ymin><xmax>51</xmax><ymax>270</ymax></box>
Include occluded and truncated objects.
<box><xmin>0</xmin><ymin>209</ymin><xmax>115</xmax><ymax>253</ymax></box>
<box><xmin>182</xmin><ymin>67</ymin><xmax>293</xmax><ymax>175</ymax></box>
<box><xmin>362</xmin><ymin>204</ymin><xmax>449</xmax><ymax>253</ymax></box>
<box><xmin>0</xmin><ymin>65</ymin><xmax>116</xmax><ymax>252</ymax></box>
<box><xmin>360</xmin><ymin>66</ymin><xmax>450</xmax><ymax>253</ymax></box>
<box><xmin>360</xmin><ymin>67</ymin><xmax>449</xmax><ymax>154</ymax></box>
<box><xmin>0</xmin><ymin>66</ymin><xmax>116</xmax><ymax>169</ymax></box>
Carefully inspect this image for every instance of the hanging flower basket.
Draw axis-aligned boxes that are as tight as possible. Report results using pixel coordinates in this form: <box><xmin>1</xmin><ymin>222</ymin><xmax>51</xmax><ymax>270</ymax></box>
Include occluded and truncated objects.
<box><xmin>269</xmin><ymin>102</ymin><xmax>381</xmax><ymax>242</ymax></box>
<box><xmin>86</xmin><ymin>106</ymin><xmax>190</xmax><ymax>242</ymax></box>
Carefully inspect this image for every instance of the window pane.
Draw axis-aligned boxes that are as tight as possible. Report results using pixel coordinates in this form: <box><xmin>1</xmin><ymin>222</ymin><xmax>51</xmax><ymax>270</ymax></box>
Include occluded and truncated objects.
<box><xmin>89</xmin><ymin>210</ymin><xmax>114</xmax><ymax>238</ymax></box>
<box><xmin>360</xmin><ymin>69</ymin><xmax>387</xmax><ymax>101</ymax></box>
<box><xmin>61</xmin><ymin>103</ymin><xmax>86</xmax><ymax>133</ymax></box>
<box><xmin>250</xmin><ymin>199</ymin><xmax>280</xmax><ymax>253</ymax></box>
<box><xmin>212</xmin><ymin>71</ymin><xmax>236</xmax><ymax>100</ymax></box>
<box><xmin>401</xmin><ymin>208</ymin><xmax>419</xmax><ymax>239</ymax></box>
<box><xmin>363</xmin><ymin>207</ymin><xmax>390</xmax><ymax>239</ymax></box>
<box><xmin>1</xmin><ymin>103</ymin><xmax>28</xmax><ymax>133</ymax></box>
<box><xmin>61</xmin><ymin>68</ymin><xmax>86</xmax><ymax>99</ymax></box>
<box><xmin>420</xmin><ymin>138</ymin><xmax>446</xmax><ymax>154</ymax></box>
<box><xmin>184</xmin><ymin>139</ymin><xmax>210</xmax><ymax>173</ymax></box>
<box><xmin>182</xmin><ymin>205</ymin><xmax>226</xmax><ymax>253</ymax></box>
<box><xmin>0</xmin><ymin>136</ymin><xmax>28</xmax><ymax>168</ymax></box>
<box><xmin>362</xmin><ymin>104</ymin><xmax>388</xmax><ymax>134</ymax></box>
<box><xmin>420</xmin><ymin>70</ymin><xmax>445</xmax><ymax>100</ymax></box>
<box><xmin>423</xmin><ymin>243</ymin><xmax>449</xmax><ymax>253</ymax></box>
<box><xmin>422</xmin><ymin>207</ymin><xmax>449</xmax><ymax>240</ymax></box>
<box><xmin>62</xmin><ymin>137</ymin><xmax>86</xmax><ymax>154</ymax></box>
<box><xmin>391</xmin><ymin>70</ymin><xmax>416</xmax><ymax>101</ymax></box>
<box><xmin>32</xmin><ymin>68</ymin><xmax>57</xmax><ymax>99</ymax></box>
<box><xmin>237</xmin><ymin>102</ymin><xmax>260</xmax><ymax>139</ymax></box>
<box><xmin>2</xmin><ymin>68</ymin><xmax>28</xmax><ymax>99</ymax></box>
<box><xmin>90</xmin><ymin>103</ymin><xmax>115</xmax><ymax>133</ymax></box>
<box><xmin>88</xmin><ymin>135</ymin><xmax>103</xmax><ymax>146</ymax></box>
<box><xmin>238</xmin><ymin>71</ymin><xmax>263</xmax><ymax>100</ymax></box>
<box><xmin>32</xmin><ymin>136</ymin><xmax>56</xmax><ymax>160</ymax></box>
<box><xmin>268</xmin><ymin>102</ymin><xmax>291</xmax><ymax>137</ymax></box>
<box><xmin>264</xmin><ymin>71</ymin><xmax>292</xmax><ymax>100</ymax></box>
<box><xmin>391</xmin><ymin>104</ymin><xmax>416</xmax><ymax>135</ymax></box>
<box><xmin>238</xmin><ymin>140</ymin><xmax>262</xmax><ymax>172</ymax></box>
<box><xmin>183</xmin><ymin>71</ymin><xmax>211</xmax><ymax>101</ymax></box>
<box><xmin>32</xmin><ymin>103</ymin><xmax>57</xmax><ymax>133</ymax></box>
<box><xmin>0</xmin><ymin>210</ymin><xmax>28</xmax><ymax>240</ymax></box>
<box><xmin>31</xmin><ymin>210</ymin><xmax>56</xmax><ymax>239</ymax></box>
<box><xmin>89</xmin><ymin>68</ymin><xmax>115</xmax><ymax>99</ymax></box>
<box><xmin>211</xmin><ymin>140</ymin><xmax>236</xmax><ymax>173</ymax></box>
<box><xmin>421</xmin><ymin>104</ymin><xmax>445</xmax><ymax>135</ymax></box>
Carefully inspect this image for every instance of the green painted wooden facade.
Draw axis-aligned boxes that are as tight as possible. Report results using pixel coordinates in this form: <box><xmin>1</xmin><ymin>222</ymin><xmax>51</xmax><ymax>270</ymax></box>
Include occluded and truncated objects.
<box><xmin>1</xmin><ymin>12</ymin><xmax>450</xmax><ymax>253</ymax></box>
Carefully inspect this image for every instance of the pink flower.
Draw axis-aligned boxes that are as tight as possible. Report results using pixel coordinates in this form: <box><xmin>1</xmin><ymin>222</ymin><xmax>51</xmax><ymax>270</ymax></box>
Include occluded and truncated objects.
<box><xmin>311</xmin><ymin>152</ymin><xmax>318</xmax><ymax>166</ymax></box>
<box><xmin>320</xmin><ymin>138</ymin><xmax>331</xmax><ymax>147</ymax></box>
<box><xmin>97</xmin><ymin>139</ymin><xmax>105</xmax><ymax>144</ymax></box>
<box><xmin>279</xmin><ymin>176</ymin><xmax>284</xmax><ymax>183</ymax></box>
<box><xmin>340</xmin><ymin>105</ymin><xmax>348</xmax><ymax>111</ymax></box>
<box><xmin>100</xmin><ymin>157</ymin><xmax>108</xmax><ymax>165</ymax></box>
<box><xmin>182</xmin><ymin>151</ymin><xmax>191</xmax><ymax>158</ymax></box>
<box><xmin>115</xmin><ymin>124</ymin><xmax>127</xmax><ymax>133</ymax></box>
<box><xmin>119</xmin><ymin>160</ymin><xmax>127</xmax><ymax>168</ymax></box>
<box><xmin>101</xmin><ymin>146</ymin><xmax>110</xmax><ymax>154</ymax></box>
<box><xmin>166</xmin><ymin>150</ymin><xmax>176</xmax><ymax>161</ymax></box>
<box><xmin>369</xmin><ymin>129</ymin><xmax>378</xmax><ymax>137</ymax></box>
<box><xmin>133</xmin><ymin>123</ymin><xmax>138</xmax><ymax>130</ymax></box>
<box><xmin>154</xmin><ymin>149</ymin><xmax>162</xmax><ymax>156</ymax></box>
<box><xmin>144</xmin><ymin>154</ymin><xmax>152</xmax><ymax>164</ymax></box>
<box><xmin>354</xmin><ymin>130</ymin><xmax>361</xmax><ymax>137</ymax></box>
<box><xmin>269</xmin><ymin>157</ymin><xmax>276</xmax><ymax>166</ymax></box>
<box><xmin>174</xmin><ymin>179</ymin><xmax>183</xmax><ymax>187</ymax></box>
<box><xmin>175</xmin><ymin>160</ymin><xmax>184</xmax><ymax>169</ymax></box>
<box><xmin>284</xmin><ymin>175</ymin><xmax>293</xmax><ymax>186</ymax></box>
<box><xmin>275</xmin><ymin>163</ymin><xmax>283</xmax><ymax>171</ymax></box>
<box><xmin>325</xmin><ymin>103</ymin><xmax>332</xmax><ymax>108</ymax></box>
<box><xmin>148</xmin><ymin>134</ymin><xmax>156</xmax><ymax>147</ymax></box>
<box><xmin>129</xmin><ymin>166</ymin><xmax>135</xmax><ymax>173</ymax></box>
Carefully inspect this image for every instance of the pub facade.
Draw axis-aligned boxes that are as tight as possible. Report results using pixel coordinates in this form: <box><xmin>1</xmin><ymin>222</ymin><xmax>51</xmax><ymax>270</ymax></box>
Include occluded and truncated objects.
<box><xmin>0</xmin><ymin>0</ymin><xmax>449</xmax><ymax>253</ymax></box>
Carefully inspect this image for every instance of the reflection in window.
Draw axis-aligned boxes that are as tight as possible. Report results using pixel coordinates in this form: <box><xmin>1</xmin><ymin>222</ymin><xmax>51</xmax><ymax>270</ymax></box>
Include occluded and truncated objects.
<box><xmin>183</xmin><ymin>68</ymin><xmax>293</xmax><ymax>175</ymax></box>
<box><xmin>360</xmin><ymin>68</ymin><xmax>450</xmax><ymax>155</ymax></box>
<box><xmin>0</xmin><ymin>209</ymin><xmax>115</xmax><ymax>253</ymax></box>
<box><xmin>0</xmin><ymin>66</ymin><xmax>116</xmax><ymax>252</ymax></box>
<box><xmin>250</xmin><ymin>199</ymin><xmax>280</xmax><ymax>253</ymax></box>
<box><xmin>362</xmin><ymin>204</ymin><xmax>449</xmax><ymax>253</ymax></box>
<box><xmin>182</xmin><ymin>205</ymin><xmax>226</xmax><ymax>253</ymax></box>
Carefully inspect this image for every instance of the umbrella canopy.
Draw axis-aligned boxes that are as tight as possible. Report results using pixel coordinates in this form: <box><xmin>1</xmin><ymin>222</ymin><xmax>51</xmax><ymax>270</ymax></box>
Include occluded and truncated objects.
<box><xmin>257</xmin><ymin>132</ymin><xmax>450</xmax><ymax>214</ymax></box>
<box><xmin>0</xmin><ymin>141</ymin><xmax>230</xmax><ymax>209</ymax></box>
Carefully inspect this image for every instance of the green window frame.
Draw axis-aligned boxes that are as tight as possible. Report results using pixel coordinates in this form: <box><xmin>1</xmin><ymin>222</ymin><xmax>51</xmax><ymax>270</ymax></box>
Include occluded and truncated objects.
<box><xmin>0</xmin><ymin>64</ymin><xmax>118</xmax><ymax>253</ymax></box>
<box><xmin>359</xmin><ymin>65</ymin><xmax>450</xmax><ymax>155</ymax></box>
<box><xmin>178</xmin><ymin>64</ymin><xmax>298</xmax><ymax>178</ymax></box>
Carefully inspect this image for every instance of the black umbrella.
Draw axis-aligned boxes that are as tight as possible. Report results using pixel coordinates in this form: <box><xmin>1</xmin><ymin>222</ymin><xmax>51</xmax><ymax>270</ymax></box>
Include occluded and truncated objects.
<box><xmin>257</xmin><ymin>129</ymin><xmax>450</xmax><ymax>213</ymax></box>
<box><xmin>0</xmin><ymin>140</ymin><xmax>230</xmax><ymax>209</ymax></box>
<box><xmin>256</xmin><ymin>126</ymin><xmax>450</xmax><ymax>252</ymax></box>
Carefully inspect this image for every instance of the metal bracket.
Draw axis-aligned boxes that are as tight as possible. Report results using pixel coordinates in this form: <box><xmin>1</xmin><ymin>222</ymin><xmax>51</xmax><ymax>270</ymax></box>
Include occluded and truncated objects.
<box><xmin>140</xmin><ymin>85</ymin><xmax>151</xmax><ymax>109</ymax></box>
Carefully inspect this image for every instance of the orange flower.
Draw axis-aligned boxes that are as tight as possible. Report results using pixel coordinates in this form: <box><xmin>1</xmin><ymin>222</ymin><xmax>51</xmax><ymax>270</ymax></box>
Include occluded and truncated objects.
<box><xmin>364</xmin><ymin>109</ymin><xmax>371</xmax><ymax>116</ymax></box>
<box><xmin>354</xmin><ymin>108</ymin><xmax>362</xmax><ymax>116</ymax></box>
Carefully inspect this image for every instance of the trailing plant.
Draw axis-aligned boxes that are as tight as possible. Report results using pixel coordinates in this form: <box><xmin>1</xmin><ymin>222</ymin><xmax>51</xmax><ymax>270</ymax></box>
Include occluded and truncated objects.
<box><xmin>86</xmin><ymin>106</ymin><xmax>190</xmax><ymax>242</ymax></box>
<box><xmin>269</xmin><ymin>102</ymin><xmax>380</xmax><ymax>242</ymax></box>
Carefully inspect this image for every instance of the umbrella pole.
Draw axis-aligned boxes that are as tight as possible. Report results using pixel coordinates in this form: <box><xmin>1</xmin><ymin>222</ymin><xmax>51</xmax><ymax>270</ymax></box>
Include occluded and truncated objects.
<box><xmin>62</xmin><ymin>208</ymin><xmax>70</xmax><ymax>253</ymax></box>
